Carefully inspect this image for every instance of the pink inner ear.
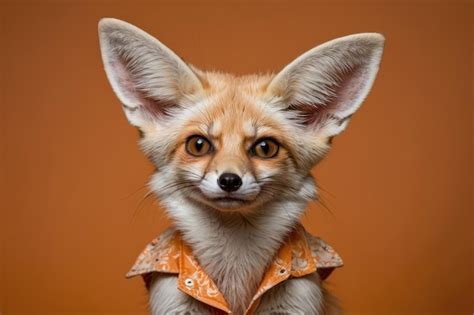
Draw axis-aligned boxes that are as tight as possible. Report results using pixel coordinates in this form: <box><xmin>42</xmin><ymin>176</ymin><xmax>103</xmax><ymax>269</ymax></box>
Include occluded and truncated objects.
<box><xmin>326</xmin><ymin>64</ymin><xmax>369</xmax><ymax>115</ymax></box>
<box><xmin>297</xmin><ymin>63</ymin><xmax>370</xmax><ymax>127</ymax></box>
<box><xmin>110</xmin><ymin>55</ymin><xmax>174</xmax><ymax>119</ymax></box>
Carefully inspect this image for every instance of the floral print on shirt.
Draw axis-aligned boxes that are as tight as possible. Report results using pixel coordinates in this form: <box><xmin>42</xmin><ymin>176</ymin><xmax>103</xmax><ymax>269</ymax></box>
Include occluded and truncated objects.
<box><xmin>127</xmin><ymin>224</ymin><xmax>343</xmax><ymax>314</ymax></box>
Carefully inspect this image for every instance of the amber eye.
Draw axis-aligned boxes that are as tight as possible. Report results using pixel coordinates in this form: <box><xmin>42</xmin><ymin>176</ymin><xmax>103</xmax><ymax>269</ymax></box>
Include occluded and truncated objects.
<box><xmin>251</xmin><ymin>138</ymin><xmax>279</xmax><ymax>159</ymax></box>
<box><xmin>185</xmin><ymin>135</ymin><xmax>212</xmax><ymax>157</ymax></box>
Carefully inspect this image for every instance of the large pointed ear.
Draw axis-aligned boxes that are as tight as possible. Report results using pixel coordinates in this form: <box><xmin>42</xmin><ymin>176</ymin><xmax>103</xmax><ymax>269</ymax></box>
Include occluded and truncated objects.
<box><xmin>267</xmin><ymin>33</ymin><xmax>385</xmax><ymax>138</ymax></box>
<box><xmin>98</xmin><ymin>18</ymin><xmax>204</xmax><ymax>127</ymax></box>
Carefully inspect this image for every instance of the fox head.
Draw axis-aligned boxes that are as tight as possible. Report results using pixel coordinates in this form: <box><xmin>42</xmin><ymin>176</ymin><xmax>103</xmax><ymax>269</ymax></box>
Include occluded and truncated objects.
<box><xmin>98</xmin><ymin>18</ymin><xmax>384</xmax><ymax>214</ymax></box>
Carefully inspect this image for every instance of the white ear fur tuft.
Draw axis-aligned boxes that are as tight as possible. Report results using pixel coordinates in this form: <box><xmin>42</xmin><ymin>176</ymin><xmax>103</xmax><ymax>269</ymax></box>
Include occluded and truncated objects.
<box><xmin>98</xmin><ymin>18</ymin><xmax>204</xmax><ymax>127</ymax></box>
<box><xmin>267</xmin><ymin>33</ymin><xmax>385</xmax><ymax>138</ymax></box>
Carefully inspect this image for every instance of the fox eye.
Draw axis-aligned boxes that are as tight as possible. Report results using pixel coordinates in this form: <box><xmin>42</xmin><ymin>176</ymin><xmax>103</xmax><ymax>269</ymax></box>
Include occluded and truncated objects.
<box><xmin>251</xmin><ymin>138</ymin><xmax>279</xmax><ymax>159</ymax></box>
<box><xmin>185</xmin><ymin>135</ymin><xmax>212</xmax><ymax>157</ymax></box>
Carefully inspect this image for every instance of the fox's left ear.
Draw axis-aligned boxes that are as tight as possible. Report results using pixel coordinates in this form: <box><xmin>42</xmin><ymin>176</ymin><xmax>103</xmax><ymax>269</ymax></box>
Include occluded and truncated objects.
<box><xmin>267</xmin><ymin>33</ymin><xmax>385</xmax><ymax>138</ymax></box>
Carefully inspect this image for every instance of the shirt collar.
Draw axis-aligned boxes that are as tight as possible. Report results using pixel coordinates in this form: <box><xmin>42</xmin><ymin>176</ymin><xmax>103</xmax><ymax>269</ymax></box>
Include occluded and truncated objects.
<box><xmin>126</xmin><ymin>224</ymin><xmax>342</xmax><ymax>314</ymax></box>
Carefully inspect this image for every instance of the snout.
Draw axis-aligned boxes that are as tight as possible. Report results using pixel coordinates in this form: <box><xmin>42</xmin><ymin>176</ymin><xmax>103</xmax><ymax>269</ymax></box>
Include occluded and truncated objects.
<box><xmin>217</xmin><ymin>173</ymin><xmax>242</xmax><ymax>192</ymax></box>
<box><xmin>196</xmin><ymin>171</ymin><xmax>261</xmax><ymax>211</ymax></box>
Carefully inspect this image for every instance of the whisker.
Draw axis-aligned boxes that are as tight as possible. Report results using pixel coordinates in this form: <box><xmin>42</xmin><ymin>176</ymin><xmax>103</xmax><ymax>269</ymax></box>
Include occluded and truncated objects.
<box><xmin>132</xmin><ymin>190</ymin><xmax>157</xmax><ymax>222</ymax></box>
<box><xmin>315</xmin><ymin>193</ymin><xmax>335</xmax><ymax>217</ymax></box>
<box><xmin>315</xmin><ymin>182</ymin><xmax>335</xmax><ymax>198</ymax></box>
<box><xmin>121</xmin><ymin>184</ymin><xmax>148</xmax><ymax>200</ymax></box>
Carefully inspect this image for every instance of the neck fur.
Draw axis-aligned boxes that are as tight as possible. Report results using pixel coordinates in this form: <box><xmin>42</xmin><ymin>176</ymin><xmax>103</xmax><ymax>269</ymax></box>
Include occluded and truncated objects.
<box><xmin>161</xmin><ymin>193</ymin><xmax>310</xmax><ymax>315</ymax></box>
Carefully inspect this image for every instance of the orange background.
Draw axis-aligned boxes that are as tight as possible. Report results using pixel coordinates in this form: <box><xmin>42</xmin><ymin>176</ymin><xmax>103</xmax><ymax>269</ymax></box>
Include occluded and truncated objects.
<box><xmin>1</xmin><ymin>1</ymin><xmax>472</xmax><ymax>314</ymax></box>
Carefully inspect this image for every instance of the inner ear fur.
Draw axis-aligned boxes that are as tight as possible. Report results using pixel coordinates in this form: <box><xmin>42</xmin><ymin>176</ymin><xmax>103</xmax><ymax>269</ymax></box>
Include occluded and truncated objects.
<box><xmin>267</xmin><ymin>33</ymin><xmax>385</xmax><ymax>138</ymax></box>
<box><xmin>98</xmin><ymin>18</ymin><xmax>205</xmax><ymax>127</ymax></box>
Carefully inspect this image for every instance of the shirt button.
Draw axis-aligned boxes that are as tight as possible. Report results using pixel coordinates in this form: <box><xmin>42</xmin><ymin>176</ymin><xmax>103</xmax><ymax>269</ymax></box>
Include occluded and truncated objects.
<box><xmin>184</xmin><ymin>278</ymin><xmax>194</xmax><ymax>288</ymax></box>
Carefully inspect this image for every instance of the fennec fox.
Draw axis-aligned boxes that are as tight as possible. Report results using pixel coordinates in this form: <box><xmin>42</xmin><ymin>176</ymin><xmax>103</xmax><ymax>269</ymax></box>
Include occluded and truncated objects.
<box><xmin>98</xmin><ymin>18</ymin><xmax>384</xmax><ymax>315</ymax></box>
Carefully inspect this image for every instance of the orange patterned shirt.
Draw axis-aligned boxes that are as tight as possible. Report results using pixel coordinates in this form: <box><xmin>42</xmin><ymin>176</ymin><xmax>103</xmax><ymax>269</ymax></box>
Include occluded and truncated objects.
<box><xmin>127</xmin><ymin>224</ymin><xmax>343</xmax><ymax>314</ymax></box>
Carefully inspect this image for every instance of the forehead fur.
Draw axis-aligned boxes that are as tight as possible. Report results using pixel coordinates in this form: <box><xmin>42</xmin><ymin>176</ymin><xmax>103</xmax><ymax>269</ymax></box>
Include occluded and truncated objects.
<box><xmin>140</xmin><ymin>70</ymin><xmax>330</xmax><ymax>169</ymax></box>
<box><xmin>201</xmin><ymin>71</ymin><xmax>273</xmax><ymax>95</ymax></box>
<box><xmin>195</xmin><ymin>72</ymin><xmax>279</xmax><ymax>134</ymax></box>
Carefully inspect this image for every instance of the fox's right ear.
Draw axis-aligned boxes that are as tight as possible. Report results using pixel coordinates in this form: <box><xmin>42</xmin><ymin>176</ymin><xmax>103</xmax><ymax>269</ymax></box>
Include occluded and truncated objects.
<box><xmin>98</xmin><ymin>18</ymin><xmax>204</xmax><ymax>127</ymax></box>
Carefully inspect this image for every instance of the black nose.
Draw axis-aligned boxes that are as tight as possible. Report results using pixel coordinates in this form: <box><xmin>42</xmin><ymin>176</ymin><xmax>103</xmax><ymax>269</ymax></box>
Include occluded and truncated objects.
<box><xmin>218</xmin><ymin>173</ymin><xmax>242</xmax><ymax>192</ymax></box>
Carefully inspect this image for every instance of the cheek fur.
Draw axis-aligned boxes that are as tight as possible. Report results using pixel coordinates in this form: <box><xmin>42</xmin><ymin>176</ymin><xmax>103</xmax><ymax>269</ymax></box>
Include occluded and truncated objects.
<box><xmin>251</xmin><ymin>150</ymin><xmax>303</xmax><ymax>199</ymax></box>
<box><xmin>252</xmin><ymin>148</ymin><xmax>296</xmax><ymax>181</ymax></box>
<box><xmin>173</xmin><ymin>145</ymin><xmax>212</xmax><ymax>181</ymax></box>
